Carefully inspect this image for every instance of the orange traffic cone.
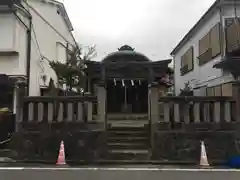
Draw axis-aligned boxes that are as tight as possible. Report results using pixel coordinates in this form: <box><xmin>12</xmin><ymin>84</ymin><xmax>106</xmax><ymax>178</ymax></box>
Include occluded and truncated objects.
<box><xmin>56</xmin><ymin>141</ymin><xmax>66</xmax><ymax>165</ymax></box>
<box><xmin>200</xmin><ymin>141</ymin><xmax>210</xmax><ymax>168</ymax></box>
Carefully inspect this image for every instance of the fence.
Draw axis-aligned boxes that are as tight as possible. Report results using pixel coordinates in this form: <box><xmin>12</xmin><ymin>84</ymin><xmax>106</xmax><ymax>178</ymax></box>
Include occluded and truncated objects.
<box><xmin>13</xmin><ymin>95</ymin><xmax>107</xmax><ymax>162</ymax></box>
<box><xmin>149</xmin><ymin>94</ymin><xmax>236</xmax><ymax>137</ymax></box>
<box><xmin>149</xmin><ymin>95</ymin><xmax>238</xmax><ymax>162</ymax></box>
<box><xmin>158</xmin><ymin>96</ymin><xmax>236</xmax><ymax>124</ymax></box>
<box><xmin>18</xmin><ymin>96</ymin><xmax>98</xmax><ymax>124</ymax></box>
<box><xmin>10</xmin><ymin>84</ymin><xmax>240</xmax><ymax>163</ymax></box>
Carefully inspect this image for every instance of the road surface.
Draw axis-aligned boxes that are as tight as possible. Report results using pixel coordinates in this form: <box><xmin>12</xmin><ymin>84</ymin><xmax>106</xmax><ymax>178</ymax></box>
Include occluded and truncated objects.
<box><xmin>0</xmin><ymin>167</ymin><xmax>240</xmax><ymax>180</ymax></box>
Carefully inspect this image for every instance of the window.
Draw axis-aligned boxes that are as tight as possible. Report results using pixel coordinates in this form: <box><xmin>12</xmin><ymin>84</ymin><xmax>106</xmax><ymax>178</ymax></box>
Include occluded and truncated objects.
<box><xmin>211</xmin><ymin>23</ymin><xmax>221</xmax><ymax>57</ymax></box>
<box><xmin>199</xmin><ymin>32</ymin><xmax>210</xmax><ymax>56</ymax></box>
<box><xmin>198</xmin><ymin>23</ymin><xmax>222</xmax><ymax>65</ymax></box>
<box><xmin>180</xmin><ymin>46</ymin><xmax>194</xmax><ymax>75</ymax></box>
<box><xmin>225</xmin><ymin>18</ymin><xmax>240</xmax><ymax>53</ymax></box>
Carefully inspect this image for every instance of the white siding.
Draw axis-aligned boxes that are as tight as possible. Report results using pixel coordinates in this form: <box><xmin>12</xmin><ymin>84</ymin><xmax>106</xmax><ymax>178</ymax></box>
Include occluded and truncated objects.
<box><xmin>16</xmin><ymin>13</ymin><xmax>28</xmax><ymax>75</ymax></box>
<box><xmin>56</xmin><ymin>42</ymin><xmax>67</xmax><ymax>63</ymax></box>
<box><xmin>25</xmin><ymin>0</ymin><xmax>76</xmax><ymax>96</ymax></box>
<box><xmin>0</xmin><ymin>0</ymin><xmax>76</xmax><ymax>96</ymax></box>
<box><xmin>0</xmin><ymin>14</ymin><xmax>16</xmax><ymax>51</ymax></box>
<box><xmin>0</xmin><ymin>13</ymin><xmax>27</xmax><ymax>75</ymax></box>
<box><xmin>174</xmin><ymin>10</ymin><xmax>233</xmax><ymax>96</ymax></box>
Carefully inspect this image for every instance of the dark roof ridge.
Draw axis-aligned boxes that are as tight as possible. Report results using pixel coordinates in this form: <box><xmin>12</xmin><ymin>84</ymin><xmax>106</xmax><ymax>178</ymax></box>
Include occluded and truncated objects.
<box><xmin>102</xmin><ymin>50</ymin><xmax>151</xmax><ymax>62</ymax></box>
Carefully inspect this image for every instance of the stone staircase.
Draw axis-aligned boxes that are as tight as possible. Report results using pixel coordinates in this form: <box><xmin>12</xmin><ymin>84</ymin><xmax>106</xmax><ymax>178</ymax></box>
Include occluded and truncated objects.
<box><xmin>106</xmin><ymin>114</ymin><xmax>150</xmax><ymax>162</ymax></box>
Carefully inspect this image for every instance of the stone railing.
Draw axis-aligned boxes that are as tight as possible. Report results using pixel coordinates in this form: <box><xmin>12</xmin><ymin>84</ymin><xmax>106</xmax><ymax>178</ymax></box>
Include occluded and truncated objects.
<box><xmin>158</xmin><ymin>96</ymin><xmax>235</xmax><ymax>124</ymax></box>
<box><xmin>148</xmin><ymin>84</ymin><xmax>238</xmax><ymax>164</ymax></box>
<box><xmin>11</xmin><ymin>84</ymin><xmax>108</xmax><ymax>163</ymax></box>
<box><xmin>21</xmin><ymin>96</ymin><xmax>97</xmax><ymax>123</ymax></box>
<box><xmin>14</xmin><ymin>82</ymin><xmax>107</xmax><ymax>129</ymax></box>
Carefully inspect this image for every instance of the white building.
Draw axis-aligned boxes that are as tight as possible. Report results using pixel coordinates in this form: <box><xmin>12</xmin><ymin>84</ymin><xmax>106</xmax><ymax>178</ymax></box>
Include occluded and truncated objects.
<box><xmin>0</xmin><ymin>0</ymin><xmax>77</xmax><ymax>99</ymax></box>
<box><xmin>171</xmin><ymin>0</ymin><xmax>240</xmax><ymax>96</ymax></box>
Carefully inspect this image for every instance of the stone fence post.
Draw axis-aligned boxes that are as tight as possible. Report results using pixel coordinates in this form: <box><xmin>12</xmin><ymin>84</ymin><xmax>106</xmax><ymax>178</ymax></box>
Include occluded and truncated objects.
<box><xmin>97</xmin><ymin>82</ymin><xmax>107</xmax><ymax>130</ymax></box>
<box><xmin>232</xmin><ymin>81</ymin><xmax>240</xmax><ymax>122</ymax></box>
<box><xmin>148</xmin><ymin>82</ymin><xmax>159</xmax><ymax>152</ymax></box>
<box><xmin>15</xmin><ymin>83</ymin><xmax>25</xmax><ymax>133</ymax></box>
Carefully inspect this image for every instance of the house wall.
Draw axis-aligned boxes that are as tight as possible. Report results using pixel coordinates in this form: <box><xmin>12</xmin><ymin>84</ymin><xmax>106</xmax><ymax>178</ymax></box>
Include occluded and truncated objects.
<box><xmin>0</xmin><ymin>14</ymin><xmax>16</xmax><ymax>51</ymax></box>
<box><xmin>0</xmin><ymin>13</ymin><xmax>27</xmax><ymax>75</ymax></box>
<box><xmin>0</xmin><ymin>0</ymin><xmax>76</xmax><ymax>96</ymax></box>
<box><xmin>24</xmin><ymin>0</ymin><xmax>76</xmax><ymax>96</ymax></box>
<box><xmin>173</xmin><ymin>5</ymin><xmax>240</xmax><ymax>96</ymax></box>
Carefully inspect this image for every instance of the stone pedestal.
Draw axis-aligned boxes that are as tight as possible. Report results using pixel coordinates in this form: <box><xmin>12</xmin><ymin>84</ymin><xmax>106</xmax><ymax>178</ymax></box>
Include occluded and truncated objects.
<box><xmin>97</xmin><ymin>82</ymin><xmax>106</xmax><ymax>129</ymax></box>
<box><xmin>148</xmin><ymin>82</ymin><xmax>159</xmax><ymax>152</ymax></box>
<box><xmin>232</xmin><ymin>81</ymin><xmax>240</xmax><ymax>122</ymax></box>
<box><xmin>15</xmin><ymin>83</ymin><xmax>26</xmax><ymax>133</ymax></box>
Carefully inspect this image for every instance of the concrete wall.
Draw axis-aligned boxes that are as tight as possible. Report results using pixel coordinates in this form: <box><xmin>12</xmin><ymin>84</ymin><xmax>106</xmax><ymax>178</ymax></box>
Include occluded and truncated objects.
<box><xmin>0</xmin><ymin>13</ymin><xmax>27</xmax><ymax>75</ymax></box>
<box><xmin>0</xmin><ymin>0</ymin><xmax>76</xmax><ymax>96</ymax></box>
<box><xmin>173</xmin><ymin>4</ymin><xmax>240</xmax><ymax>96</ymax></box>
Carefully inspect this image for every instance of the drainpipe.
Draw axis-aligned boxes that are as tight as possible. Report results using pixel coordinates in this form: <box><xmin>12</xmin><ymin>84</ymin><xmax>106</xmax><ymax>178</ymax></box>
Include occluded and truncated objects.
<box><xmin>26</xmin><ymin>17</ymin><xmax>32</xmax><ymax>96</ymax></box>
<box><xmin>13</xmin><ymin>3</ymin><xmax>32</xmax><ymax>96</ymax></box>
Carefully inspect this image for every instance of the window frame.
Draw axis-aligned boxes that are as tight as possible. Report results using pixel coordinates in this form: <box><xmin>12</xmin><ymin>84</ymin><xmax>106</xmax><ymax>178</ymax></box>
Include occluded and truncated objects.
<box><xmin>225</xmin><ymin>17</ymin><xmax>240</xmax><ymax>54</ymax></box>
<box><xmin>180</xmin><ymin>46</ymin><xmax>194</xmax><ymax>76</ymax></box>
<box><xmin>210</xmin><ymin>23</ymin><xmax>222</xmax><ymax>59</ymax></box>
<box><xmin>198</xmin><ymin>22</ymin><xmax>222</xmax><ymax>66</ymax></box>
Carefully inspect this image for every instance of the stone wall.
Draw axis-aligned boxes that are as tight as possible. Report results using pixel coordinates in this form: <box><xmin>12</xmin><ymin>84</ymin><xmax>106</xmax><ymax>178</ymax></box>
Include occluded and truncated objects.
<box><xmin>152</xmin><ymin>122</ymin><xmax>240</xmax><ymax>164</ymax></box>
<box><xmin>10</xmin><ymin>123</ymin><xmax>107</xmax><ymax>163</ymax></box>
<box><xmin>0</xmin><ymin>113</ymin><xmax>15</xmax><ymax>142</ymax></box>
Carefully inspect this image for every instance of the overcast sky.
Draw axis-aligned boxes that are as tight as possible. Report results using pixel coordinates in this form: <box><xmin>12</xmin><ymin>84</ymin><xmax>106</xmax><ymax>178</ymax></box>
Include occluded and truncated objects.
<box><xmin>63</xmin><ymin>0</ymin><xmax>216</xmax><ymax>61</ymax></box>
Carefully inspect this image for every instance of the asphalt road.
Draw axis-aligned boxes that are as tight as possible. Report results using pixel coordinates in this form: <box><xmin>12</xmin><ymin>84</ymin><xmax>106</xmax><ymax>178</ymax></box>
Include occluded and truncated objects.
<box><xmin>0</xmin><ymin>167</ymin><xmax>240</xmax><ymax>180</ymax></box>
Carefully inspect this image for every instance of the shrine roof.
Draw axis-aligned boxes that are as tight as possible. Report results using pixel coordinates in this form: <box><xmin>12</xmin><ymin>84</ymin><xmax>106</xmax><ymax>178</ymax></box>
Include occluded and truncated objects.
<box><xmin>83</xmin><ymin>45</ymin><xmax>172</xmax><ymax>69</ymax></box>
<box><xmin>102</xmin><ymin>50</ymin><xmax>151</xmax><ymax>63</ymax></box>
<box><xmin>83</xmin><ymin>59</ymin><xmax>172</xmax><ymax>66</ymax></box>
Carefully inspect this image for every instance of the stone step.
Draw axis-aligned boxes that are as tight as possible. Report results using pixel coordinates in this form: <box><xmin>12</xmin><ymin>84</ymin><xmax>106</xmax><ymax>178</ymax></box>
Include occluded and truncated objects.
<box><xmin>108</xmin><ymin>149</ymin><xmax>149</xmax><ymax>160</ymax></box>
<box><xmin>108</xmin><ymin>126</ymin><xmax>148</xmax><ymax>131</ymax></box>
<box><xmin>108</xmin><ymin>131</ymin><xmax>148</xmax><ymax>138</ymax></box>
<box><xmin>107</xmin><ymin>114</ymin><xmax>148</xmax><ymax>120</ymax></box>
<box><xmin>108</xmin><ymin>118</ymin><xmax>148</xmax><ymax>121</ymax></box>
<box><xmin>108</xmin><ymin>120</ymin><xmax>148</xmax><ymax>124</ymax></box>
<box><xmin>0</xmin><ymin>149</ymin><xmax>16</xmax><ymax>160</ymax></box>
<box><xmin>108</xmin><ymin>142</ymin><xmax>148</xmax><ymax>150</ymax></box>
<box><xmin>107</xmin><ymin>136</ymin><xmax>148</xmax><ymax>143</ymax></box>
